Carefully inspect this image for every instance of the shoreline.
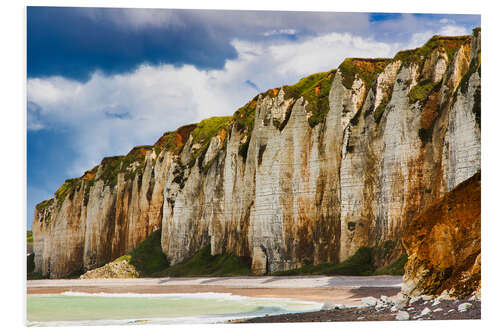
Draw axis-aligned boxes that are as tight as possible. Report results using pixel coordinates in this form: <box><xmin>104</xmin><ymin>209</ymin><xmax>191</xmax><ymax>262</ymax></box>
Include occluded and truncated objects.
<box><xmin>26</xmin><ymin>276</ymin><xmax>480</xmax><ymax>323</ymax></box>
<box><xmin>27</xmin><ymin>276</ymin><xmax>402</xmax><ymax>305</ymax></box>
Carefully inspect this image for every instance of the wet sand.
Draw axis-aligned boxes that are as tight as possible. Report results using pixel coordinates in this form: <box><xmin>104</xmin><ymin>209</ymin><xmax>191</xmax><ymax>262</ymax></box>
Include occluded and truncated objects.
<box><xmin>27</xmin><ymin>276</ymin><xmax>402</xmax><ymax>305</ymax></box>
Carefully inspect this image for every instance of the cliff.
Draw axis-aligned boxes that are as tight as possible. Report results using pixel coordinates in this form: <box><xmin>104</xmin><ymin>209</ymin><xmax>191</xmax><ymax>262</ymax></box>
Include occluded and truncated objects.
<box><xmin>32</xmin><ymin>29</ymin><xmax>481</xmax><ymax>278</ymax></box>
<box><xmin>401</xmin><ymin>171</ymin><xmax>481</xmax><ymax>298</ymax></box>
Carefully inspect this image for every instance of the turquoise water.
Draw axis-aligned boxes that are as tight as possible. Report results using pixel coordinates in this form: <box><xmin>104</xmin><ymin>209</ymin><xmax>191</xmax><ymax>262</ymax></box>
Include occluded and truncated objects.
<box><xmin>27</xmin><ymin>292</ymin><xmax>322</xmax><ymax>326</ymax></box>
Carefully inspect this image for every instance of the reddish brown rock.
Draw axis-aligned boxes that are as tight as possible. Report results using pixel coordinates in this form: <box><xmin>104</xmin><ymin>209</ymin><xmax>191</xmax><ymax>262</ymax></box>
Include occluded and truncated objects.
<box><xmin>401</xmin><ymin>172</ymin><xmax>481</xmax><ymax>298</ymax></box>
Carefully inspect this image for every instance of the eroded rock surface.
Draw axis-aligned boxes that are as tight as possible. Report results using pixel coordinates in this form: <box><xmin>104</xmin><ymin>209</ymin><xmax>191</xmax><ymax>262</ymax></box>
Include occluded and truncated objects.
<box><xmin>33</xmin><ymin>31</ymin><xmax>481</xmax><ymax>278</ymax></box>
<box><xmin>401</xmin><ymin>171</ymin><xmax>481</xmax><ymax>298</ymax></box>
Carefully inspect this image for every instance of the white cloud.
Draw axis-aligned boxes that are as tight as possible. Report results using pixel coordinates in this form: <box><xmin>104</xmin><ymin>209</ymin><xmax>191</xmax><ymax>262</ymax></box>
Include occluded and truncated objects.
<box><xmin>439</xmin><ymin>24</ymin><xmax>468</xmax><ymax>36</ymax></box>
<box><xmin>263</xmin><ymin>29</ymin><xmax>297</xmax><ymax>37</ymax></box>
<box><xmin>407</xmin><ymin>23</ymin><xmax>470</xmax><ymax>49</ymax></box>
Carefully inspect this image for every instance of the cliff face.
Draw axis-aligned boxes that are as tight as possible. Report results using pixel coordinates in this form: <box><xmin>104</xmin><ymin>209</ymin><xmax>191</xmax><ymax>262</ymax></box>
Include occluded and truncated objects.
<box><xmin>401</xmin><ymin>171</ymin><xmax>481</xmax><ymax>298</ymax></box>
<box><xmin>32</xmin><ymin>30</ymin><xmax>481</xmax><ymax>278</ymax></box>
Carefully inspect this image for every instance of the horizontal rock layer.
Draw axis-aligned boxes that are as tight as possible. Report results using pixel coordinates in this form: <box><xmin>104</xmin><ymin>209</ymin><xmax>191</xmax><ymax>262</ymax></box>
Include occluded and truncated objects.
<box><xmin>33</xmin><ymin>30</ymin><xmax>481</xmax><ymax>278</ymax></box>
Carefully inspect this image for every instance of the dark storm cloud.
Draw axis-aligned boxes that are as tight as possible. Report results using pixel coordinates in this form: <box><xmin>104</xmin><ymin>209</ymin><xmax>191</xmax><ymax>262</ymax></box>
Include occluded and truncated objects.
<box><xmin>27</xmin><ymin>7</ymin><xmax>239</xmax><ymax>81</ymax></box>
<box><xmin>27</xmin><ymin>7</ymin><xmax>374</xmax><ymax>82</ymax></box>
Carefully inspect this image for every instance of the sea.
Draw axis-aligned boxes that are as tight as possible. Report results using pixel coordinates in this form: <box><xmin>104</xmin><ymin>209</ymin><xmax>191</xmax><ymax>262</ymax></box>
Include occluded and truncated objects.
<box><xmin>26</xmin><ymin>292</ymin><xmax>323</xmax><ymax>326</ymax></box>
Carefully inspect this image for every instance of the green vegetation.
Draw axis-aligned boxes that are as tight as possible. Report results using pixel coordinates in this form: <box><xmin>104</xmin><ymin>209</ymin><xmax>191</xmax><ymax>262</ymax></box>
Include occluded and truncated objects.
<box><xmin>472</xmin><ymin>86</ymin><xmax>481</xmax><ymax>127</ymax></box>
<box><xmin>121</xmin><ymin>146</ymin><xmax>152</xmax><ymax>182</ymax></box>
<box><xmin>27</xmin><ymin>230</ymin><xmax>33</xmax><ymax>243</ymax></box>
<box><xmin>374</xmin><ymin>100</ymin><xmax>388</xmax><ymax>123</ymax></box>
<box><xmin>282</xmin><ymin>70</ymin><xmax>336</xmax><ymax>127</ymax></box>
<box><xmin>458</xmin><ymin>56</ymin><xmax>480</xmax><ymax>96</ymax></box>
<box><xmin>98</xmin><ymin>156</ymin><xmax>123</xmax><ymax>187</ymax></box>
<box><xmin>274</xmin><ymin>247</ymin><xmax>375</xmax><ymax>276</ymax></box>
<box><xmin>408</xmin><ymin>79</ymin><xmax>441</xmax><ymax>104</ymax></box>
<box><xmin>234</xmin><ymin>97</ymin><xmax>258</xmax><ymax>160</ymax></box>
<box><xmin>234</xmin><ymin>98</ymin><xmax>258</xmax><ymax>134</ymax></box>
<box><xmin>394</xmin><ymin>35</ymin><xmax>470</xmax><ymax>70</ymax></box>
<box><xmin>54</xmin><ymin>178</ymin><xmax>81</xmax><ymax>208</ymax></box>
<box><xmin>338</xmin><ymin>58</ymin><xmax>390</xmax><ymax>90</ymax></box>
<box><xmin>27</xmin><ymin>253</ymin><xmax>35</xmax><ymax>273</ymax></box>
<box><xmin>189</xmin><ymin>116</ymin><xmax>232</xmax><ymax>161</ymax></box>
<box><xmin>27</xmin><ymin>271</ymin><xmax>46</xmax><ymax>280</ymax></box>
<box><xmin>35</xmin><ymin>198</ymin><xmax>54</xmax><ymax>214</ymax></box>
<box><xmin>274</xmin><ymin>244</ymin><xmax>406</xmax><ymax>277</ymax></box>
<box><xmin>191</xmin><ymin>117</ymin><xmax>232</xmax><ymax>145</ymax></box>
<box><xmin>152</xmin><ymin>245</ymin><xmax>251</xmax><ymax>277</ymax></box>
<box><xmin>283</xmin><ymin>71</ymin><xmax>331</xmax><ymax>99</ymax></box>
<box><xmin>107</xmin><ymin>232</ymin><xmax>250</xmax><ymax>277</ymax></box>
<box><xmin>114</xmin><ymin>230</ymin><xmax>169</xmax><ymax>276</ymax></box>
<box><xmin>374</xmin><ymin>255</ymin><xmax>408</xmax><ymax>275</ymax></box>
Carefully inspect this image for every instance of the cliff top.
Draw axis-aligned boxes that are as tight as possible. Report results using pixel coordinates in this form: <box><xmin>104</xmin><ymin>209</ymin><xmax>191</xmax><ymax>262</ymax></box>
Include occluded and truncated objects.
<box><xmin>394</xmin><ymin>34</ymin><xmax>471</xmax><ymax>68</ymax></box>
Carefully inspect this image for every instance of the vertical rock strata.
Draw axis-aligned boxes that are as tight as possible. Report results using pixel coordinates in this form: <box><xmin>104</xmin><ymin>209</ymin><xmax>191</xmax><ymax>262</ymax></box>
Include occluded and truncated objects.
<box><xmin>32</xmin><ymin>31</ymin><xmax>481</xmax><ymax>278</ymax></box>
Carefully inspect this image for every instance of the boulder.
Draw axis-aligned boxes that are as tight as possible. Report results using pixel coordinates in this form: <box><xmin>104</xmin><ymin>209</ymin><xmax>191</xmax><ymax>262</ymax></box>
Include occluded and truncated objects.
<box><xmin>360</xmin><ymin>296</ymin><xmax>378</xmax><ymax>308</ymax></box>
<box><xmin>420</xmin><ymin>307</ymin><xmax>432</xmax><ymax>316</ymax></box>
<box><xmin>395</xmin><ymin>311</ymin><xmax>410</xmax><ymax>321</ymax></box>
<box><xmin>458</xmin><ymin>303</ymin><xmax>473</xmax><ymax>312</ymax></box>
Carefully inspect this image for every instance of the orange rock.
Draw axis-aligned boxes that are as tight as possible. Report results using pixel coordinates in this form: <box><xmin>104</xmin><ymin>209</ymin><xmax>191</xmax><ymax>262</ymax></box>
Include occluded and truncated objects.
<box><xmin>402</xmin><ymin>172</ymin><xmax>480</xmax><ymax>298</ymax></box>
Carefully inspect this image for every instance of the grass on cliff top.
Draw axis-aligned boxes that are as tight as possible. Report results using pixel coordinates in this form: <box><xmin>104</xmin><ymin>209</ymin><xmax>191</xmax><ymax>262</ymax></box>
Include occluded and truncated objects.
<box><xmin>273</xmin><ymin>247</ymin><xmax>406</xmax><ymax>277</ymax></box>
<box><xmin>114</xmin><ymin>229</ymin><xmax>169</xmax><ymax>277</ymax></box>
<box><xmin>338</xmin><ymin>58</ymin><xmax>391</xmax><ymax>90</ymax></box>
<box><xmin>54</xmin><ymin>178</ymin><xmax>82</xmax><ymax>208</ymax></box>
<box><xmin>154</xmin><ymin>123</ymin><xmax>198</xmax><ymax>156</ymax></box>
<box><xmin>27</xmin><ymin>230</ymin><xmax>33</xmax><ymax>243</ymax></box>
<box><xmin>394</xmin><ymin>35</ymin><xmax>471</xmax><ymax>69</ymax></box>
<box><xmin>283</xmin><ymin>69</ymin><xmax>336</xmax><ymax>127</ymax></box>
<box><xmin>151</xmin><ymin>245</ymin><xmax>252</xmax><ymax>277</ymax></box>
<box><xmin>189</xmin><ymin>116</ymin><xmax>232</xmax><ymax>160</ymax></box>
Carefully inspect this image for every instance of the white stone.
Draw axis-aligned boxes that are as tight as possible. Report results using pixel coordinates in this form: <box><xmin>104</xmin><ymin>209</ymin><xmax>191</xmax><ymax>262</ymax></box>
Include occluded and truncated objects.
<box><xmin>396</xmin><ymin>311</ymin><xmax>410</xmax><ymax>321</ymax></box>
<box><xmin>409</xmin><ymin>296</ymin><xmax>421</xmax><ymax>305</ymax></box>
<box><xmin>458</xmin><ymin>303</ymin><xmax>473</xmax><ymax>312</ymax></box>
<box><xmin>421</xmin><ymin>307</ymin><xmax>432</xmax><ymax>316</ymax></box>
<box><xmin>380</xmin><ymin>295</ymin><xmax>390</xmax><ymax>303</ymax></box>
<box><xmin>394</xmin><ymin>293</ymin><xmax>410</xmax><ymax>309</ymax></box>
<box><xmin>360</xmin><ymin>296</ymin><xmax>378</xmax><ymax>307</ymax></box>
<box><xmin>322</xmin><ymin>302</ymin><xmax>345</xmax><ymax>311</ymax></box>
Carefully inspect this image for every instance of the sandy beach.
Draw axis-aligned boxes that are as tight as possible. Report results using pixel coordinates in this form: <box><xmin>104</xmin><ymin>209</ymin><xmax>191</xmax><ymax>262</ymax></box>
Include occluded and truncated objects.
<box><xmin>27</xmin><ymin>276</ymin><xmax>402</xmax><ymax>305</ymax></box>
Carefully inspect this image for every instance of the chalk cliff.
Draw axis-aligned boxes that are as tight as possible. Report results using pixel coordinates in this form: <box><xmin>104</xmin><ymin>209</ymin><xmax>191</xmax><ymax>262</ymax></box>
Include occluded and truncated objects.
<box><xmin>32</xmin><ymin>29</ymin><xmax>481</xmax><ymax>278</ymax></box>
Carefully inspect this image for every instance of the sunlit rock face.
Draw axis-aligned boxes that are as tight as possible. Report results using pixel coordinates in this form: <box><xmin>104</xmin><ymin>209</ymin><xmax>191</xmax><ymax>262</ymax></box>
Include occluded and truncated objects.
<box><xmin>33</xmin><ymin>30</ymin><xmax>480</xmax><ymax>278</ymax></box>
<box><xmin>401</xmin><ymin>171</ymin><xmax>481</xmax><ymax>298</ymax></box>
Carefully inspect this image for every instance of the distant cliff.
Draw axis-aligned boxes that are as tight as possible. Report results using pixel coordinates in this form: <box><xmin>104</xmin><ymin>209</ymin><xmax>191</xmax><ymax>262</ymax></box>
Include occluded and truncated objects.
<box><xmin>32</xmin><ymin>29</ymin><xmax>481</xmax><ymax>279</ymax></box>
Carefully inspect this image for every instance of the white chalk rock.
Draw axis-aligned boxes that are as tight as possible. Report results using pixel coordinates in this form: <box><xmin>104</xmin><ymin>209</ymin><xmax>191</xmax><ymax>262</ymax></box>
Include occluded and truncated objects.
<box><xmin>421</xmin><ymin>307</ymin><xmax>432</xmax><ymax>316</ymax></box>
<box><xmin>396</xmin><ymin>311</ymin><xmax>410</xmax><ymax>321</ymax></box>
<box><xmin>360</xmin><ymin>296</ymin><xmax>378</xmax><ymax>308</ymax></box>
<box><xmin>458</xmin><ymin>303</ymin><xmax>473</xmax><ymax>312</ymax></box>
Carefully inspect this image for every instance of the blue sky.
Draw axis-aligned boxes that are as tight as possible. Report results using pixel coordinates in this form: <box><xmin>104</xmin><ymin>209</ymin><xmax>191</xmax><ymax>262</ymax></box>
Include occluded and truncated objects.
<box><xmin>26</xmin><ymin>7</ymin><xmax>480</xmax><ymax>228</ymax></box>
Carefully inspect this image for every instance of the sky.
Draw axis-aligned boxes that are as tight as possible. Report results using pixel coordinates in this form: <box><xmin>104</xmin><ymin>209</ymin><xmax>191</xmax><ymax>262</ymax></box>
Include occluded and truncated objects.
<box><xmin>26</xmin><ymin>7</ymin><xmax>480</xmax><ymax>228</ymax></box>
